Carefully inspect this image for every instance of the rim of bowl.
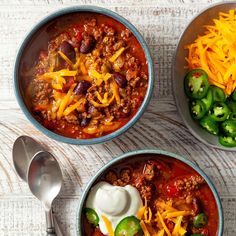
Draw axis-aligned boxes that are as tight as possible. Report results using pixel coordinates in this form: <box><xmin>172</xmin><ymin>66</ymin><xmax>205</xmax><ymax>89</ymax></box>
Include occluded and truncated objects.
<box><xmin>172</xmin><ymin>1</ymin><xmax>236</xmax><ymax>151</ymax></box>
<box><xmin>76</xmin><ymin>148</ymin><xmax>224</xmax><ymax>236</ymax></box>
<box><xmin>14</xmin><ymin>5</ymin><xmax>154</xmax><ymax>145</ymax></box>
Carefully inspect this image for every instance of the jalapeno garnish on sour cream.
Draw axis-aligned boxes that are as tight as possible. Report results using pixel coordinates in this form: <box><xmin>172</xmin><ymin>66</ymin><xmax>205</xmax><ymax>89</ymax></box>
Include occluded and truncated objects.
<box><xmin>85</xmin><ymin>181</ymin><xmax>142</xmax><ymax>235</ymax></box>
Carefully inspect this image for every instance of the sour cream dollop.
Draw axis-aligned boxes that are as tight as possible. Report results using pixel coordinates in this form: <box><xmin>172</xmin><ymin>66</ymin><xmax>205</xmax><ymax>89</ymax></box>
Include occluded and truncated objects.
<box><xmin>86</xmin><ymin>181</ymin><xmax>142</xmax><ymax>235</ymax></box>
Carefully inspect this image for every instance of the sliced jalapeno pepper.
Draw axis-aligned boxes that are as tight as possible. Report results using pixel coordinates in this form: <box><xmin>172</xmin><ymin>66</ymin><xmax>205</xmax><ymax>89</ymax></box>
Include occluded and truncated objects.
<box><xmin>230</xmin><ymin>112</ymin><xmax>236</xmax><ymax>121</ymax></box>
<box><xmin>200</xmin><ymin>116</ymin><xmax>219</xmax><ymax>135</ymax></box>
<box><xmin>232</xmin><ymin>89</ymin><xmax>236</xmax><ymax>102</ymax></box>
<box><xmin>193</xmin><ymin>213</ymin><xmax>208</xmax><ymax>228</ymax></box>
<box><xmin>201</xmin><ymin>88</ymin><xmax>213</xmax><ymax>112</ymax></box>
<box><xmin>227</xmin><ymin>101</ymin><xmax>236</xmax><ymax>113</ymax></box>
<box><xmin>221</xmin><ymin>120</ymin><xmax>236</xmax><ymax>137</ymax></box>
<box><xmin>190</xmin><ymin>100</ymin><xmax>206</xmax><ymax>120</ymax></box>
<box><xmin>84</xmin><ymin>208</ymin><xmax>99</xmax><ymax>226</ymax></box>
<box><xmin>219</xmin><ymin>135</ymin><xmax>236</xmax><ymax>147</ymax></box>
<box><xmin>184</xmin><ymin>69</ymin><xmax>209</xmax><ymax>99</ymax></box>
<box><xmin>209</xmin><ymin>102</ymin><xmax>230</xmax><ymax>122</ymax></box>
<box><xmin>115</xmin><ymin>216</ymin><xmax>142</xmax><ymax>236</ymax></box>
<box><xmin>211</xmin><ymin>85</ymin><xmax>226</xmax><ymax>102</ymax></box>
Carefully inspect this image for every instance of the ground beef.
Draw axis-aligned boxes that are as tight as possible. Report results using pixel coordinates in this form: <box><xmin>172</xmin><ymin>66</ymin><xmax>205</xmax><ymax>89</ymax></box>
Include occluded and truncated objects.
<box><xmin>143</xmin><ymin>162</ymin><xmax>157</xmax><ymax>181</ymax></box>
<box><xmin>30</xmin><ymin>79</ymin><xmax>52</xmax><ymax>105</ymax></box>
<box><xmin>120</xmin><ymin>169</ymin><xmax>131</xmax><ymax>182</ymax></box>
<box><xmin>137</xmin><ymin>183</ymin><xmax>154</xmax><ymax>201</ymax></box>
<box><xmin>105</xmin><ymin>171</ymin><xmax>118</xmax><ymax>184</ymax></box>
<box><xmin>111</xmin><ymin>169</ymin><xmax>132</xmax><ymax>187</ymax></box>
<box><xmin>121</xmin><ymin>28</ymin><xmax>132</xmax><ymax>41</ymax></box>
<box><xmin>175</xmin><ymin>175</ymin><xmax>205</xmax><ymax>192</ymax></box>
<box><xmin>64</xmin><ymin>114</ymin><xmax>79</xmax><ymax>125</ymax></box>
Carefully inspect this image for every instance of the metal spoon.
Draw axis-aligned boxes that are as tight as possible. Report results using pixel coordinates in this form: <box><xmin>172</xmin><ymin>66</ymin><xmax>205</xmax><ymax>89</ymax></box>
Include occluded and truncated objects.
<box><xmin>13</xmin><ymin>135</ymin><xmax>43</xmax><ymax>181</ymax></box>
<box><xmin>28</xmin><ymin>151</ymin><xmax>62</xmax><ymax>236</ymax></box>
<box><xmin>12</xmin><ymin>136</ymin><xmax>63</xmax><ymax>236</ymax></box>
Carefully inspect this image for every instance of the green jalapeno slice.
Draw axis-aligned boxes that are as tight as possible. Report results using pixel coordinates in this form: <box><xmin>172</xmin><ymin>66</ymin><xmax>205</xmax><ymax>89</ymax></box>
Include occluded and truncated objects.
<box><xmin>184</xmin><ymin>69</ymin><xmax>209</xmax><ymax>99</ymax></box>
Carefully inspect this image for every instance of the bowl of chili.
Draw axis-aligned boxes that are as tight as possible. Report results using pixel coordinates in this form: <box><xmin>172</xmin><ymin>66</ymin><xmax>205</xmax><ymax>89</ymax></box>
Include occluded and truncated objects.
<box><xmin>14</xmin><ymin>6</ymin><xmax>154</xmax><ymax>145</ymax></box>
<box><xmin>76</xmin><ymin>149</ymin><xmax>223</xmax><ymax>236</ymax></box>
<box><xmin>173</xmin><ymin>2</ymin><xmax>236</xmax><ymax>150</ymax></box>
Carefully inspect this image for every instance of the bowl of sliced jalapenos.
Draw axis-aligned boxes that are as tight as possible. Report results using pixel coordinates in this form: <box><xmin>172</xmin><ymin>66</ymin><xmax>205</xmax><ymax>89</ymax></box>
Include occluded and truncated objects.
<box><xmin>185</xmin><ymin>69</ymin><xmax>236</xmax><ymax>147</ymax></box>
<box><xmin>173</xmin><ymin>2</ymin><xmax>236</xmax><ymax>150</ymax></box>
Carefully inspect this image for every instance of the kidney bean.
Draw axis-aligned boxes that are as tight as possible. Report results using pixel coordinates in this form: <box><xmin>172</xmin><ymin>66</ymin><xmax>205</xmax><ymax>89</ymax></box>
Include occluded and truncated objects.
<box><xmin>59</xmin><ymin>41</ymin><xmax>75</xmax><ymax>62</ymax></box>
<box><xmin>114</xmin><ymin>72</ymin><xmax>127</xmax><ymax>88</ymax></box>
<box><xmin>62</xmin><ymin>77</ymin><xmax>74</xmax><ymax>93</ymax></box>
<box><xmin>81</xmin><ymin>117</ymin><xmax>91</xmax><ymax>127</ymax></box>
<box><xmin>166</xmin><ymin>220</ymin><xmax>175</xmax><ymax>232</ymax></box>
<box><xmin>74</xmin><ymin>80</ymin><xmax>91</xmax><ymax>95</ymax></box>
<box><xmin>80</xmin><ymin>35</ymin><xmax>95</xmax><ymax>54</ymax></box>
<box><xmin>192</xmin><ymin>197</ymin><xmax>201</xmax><ymax>216</ymax></box>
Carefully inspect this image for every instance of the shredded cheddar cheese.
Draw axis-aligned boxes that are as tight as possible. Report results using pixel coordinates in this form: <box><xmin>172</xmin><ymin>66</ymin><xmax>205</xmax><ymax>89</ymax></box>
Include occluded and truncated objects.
<box><xmin>63</xmin><ymin>98</ymin><xmax>86</xmax><ymax>116</ymax></box>
<box><xmin>58</xmin><ymin>50</ymin><xmax>73</xmax><ymax>66</ymax></box>
<box><xmin>157</xmin><ymin>212</ymin><xmax>171</xmax><ymax>236</ymax></box>
<box><xmin>157</xmin><ymin>229</ymin><xmax>165</xmax><ymax>236</ymax></box>
<box><xmin>111</xmin><ymin>81</ymin><xmax>121</xmax><ymax>105</ymax></box>
<box><xmin>36</xmin><ymin>41</ymin><xmax>127</xmax><ymax>135</ymax></box>
<box><xmin>101</xmin><ymin>215</ymin><xmax>114</xmax><ymax>236</ymax></box>
<box><xmin>137</xmin><ymin>198</ymin><xmax>190</xmax><ymax>236</ymax></box>
<box><xmin>186</xmin><ymin>9</ymin><xmax>236</xmax><ymax>95</ymax></box>
<box><xmin>109</xmin><ymin>47</ymin><xmax>126</xmax><ymax>63</ymax></box>
<box><xmin>80</xmin><ymin>61</ymin><xmax>88</xmax><ymax>75</ymax></box>
<box><xmin>140</xmin><ymin>220</ymin><xmax>151</xmax><ymax>236</ymax></box>
<box><xmin>57</xmin><ymin>84</ymin><xmax>76</xmax><ymax>119</ymax></box>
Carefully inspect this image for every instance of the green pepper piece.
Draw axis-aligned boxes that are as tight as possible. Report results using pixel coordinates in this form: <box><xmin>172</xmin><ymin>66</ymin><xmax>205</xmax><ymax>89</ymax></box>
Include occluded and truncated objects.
<box><xmin>184</xmin><ymin>69</ymin><xmax>209</xmax><ymax>99</ymax></box>
<box><xmin>84</xmin><ymin>208</ymin><xmax>99</xmax><ymax>227</ymax></box>
<box><xmin>115</xmin><ymin>216</ymin><xmax>142</xmax><ymax>236</ymax></box>
<box><xmin>190</xmin><ymin>234</ymin><xmax>204</xmax><ymax>236</ymax></box>
<box><xmin>227</xmin><ymin>101</ymin><xmax>236</xmax><ymax>113</ymax></box>
<box><xmin>230</xmin><ymin>112</ymin><xmax>236</xmax><ymax>121</ymax></box>
<box><xmin>219</xmin><ymin>135</ymin><xmax>236</xmax><ymax>147</ymax></box>
<box><xmin>221</xmin><ymin>120</ymin><xmax>236</xmax><ymax>137</ymax></box>
<box><xmin>210</xmin><ymin>85</ymin><xmax>226</xmax><ymax>102</ymax></box>
<box><xmin>201</xmin><ymin>88</ymin><xmax>213</xmax><ymax>112</ymax></box>
<box><xmin>193</xmin><ymin>213</ymin><xmax>208</xmax><ymax>228</ymax></box>
<box><xmin>209</xmin><ymin>102</ymin><xmax>230</xmax><ymax>122</ymax></box>
<box><xmin>200</xmin><ymin>116</ymin><xmax>219</xmax><ymax>135</ymax></box>
<box><xmin>190</xmin><ymin>100</ymin><xmax>206</xmax><ymax>120</ymax></box>
<box><xmin>232</xmin><ymin>90</ymin><xmax>236</xmax><ymax>102</ymax></box>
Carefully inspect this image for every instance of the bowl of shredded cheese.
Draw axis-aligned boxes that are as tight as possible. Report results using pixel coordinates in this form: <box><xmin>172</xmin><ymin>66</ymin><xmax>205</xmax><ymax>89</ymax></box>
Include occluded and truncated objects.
<box><xmin>173</xmin><ymin>2</ymin><xmax>236</xmax><ymax>150</ymax></box>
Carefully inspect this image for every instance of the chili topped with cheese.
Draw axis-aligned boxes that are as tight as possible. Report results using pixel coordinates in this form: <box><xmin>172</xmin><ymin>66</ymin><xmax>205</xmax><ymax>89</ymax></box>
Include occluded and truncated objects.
<box><xmin>23</xmin><ymin>13</ymin><xmax>148</xmax><ymax>139</ymax></box>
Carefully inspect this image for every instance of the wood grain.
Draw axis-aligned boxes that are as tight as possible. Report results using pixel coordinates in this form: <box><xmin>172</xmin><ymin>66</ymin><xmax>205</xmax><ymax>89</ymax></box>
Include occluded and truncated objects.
<box><xmin>0</xmin><ymin>0</ymin><xmax>235</xmax><ymax>235</ymax></box>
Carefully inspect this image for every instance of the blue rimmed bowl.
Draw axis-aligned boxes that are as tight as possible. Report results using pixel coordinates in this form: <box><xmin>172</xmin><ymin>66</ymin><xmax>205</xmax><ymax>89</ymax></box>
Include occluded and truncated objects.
<box><xmin>76</xmin><ymin>149</ymin><xmax>224</xmax><ymax>236</ymax></box>
<box><xmin>14</xmin><ymin>6</ymin><xmax>154</xmax><ymax>145</ymax></box>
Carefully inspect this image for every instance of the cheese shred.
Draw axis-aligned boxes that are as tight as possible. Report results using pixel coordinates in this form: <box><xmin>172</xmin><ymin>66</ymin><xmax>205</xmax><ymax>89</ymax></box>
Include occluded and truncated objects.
<box><xmin>137</xmin><ymin>198</ymin><xmax>189</xmax><ymax>235</ymax></box>
<box><xmin>101</xmin><ymin>215</ymin><xmax>114</xmax><ymax>236</ymax></box>
<box><xmin>186</xmin><ymin>9</ymin><xmax>236</xmax><ymax>95</ymax></box>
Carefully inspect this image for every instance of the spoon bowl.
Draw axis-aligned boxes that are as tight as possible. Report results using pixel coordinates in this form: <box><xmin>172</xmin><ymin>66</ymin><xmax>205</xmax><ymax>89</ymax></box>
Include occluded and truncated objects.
<box><xmin>13</xmin><ymin>135</ymin><xmax>44</xmax><ymax>181</ymax></box>
<box><xmin>28</xmin><ymin>151</ymin><xmax>62</xmax><ymax>211</ymax></box>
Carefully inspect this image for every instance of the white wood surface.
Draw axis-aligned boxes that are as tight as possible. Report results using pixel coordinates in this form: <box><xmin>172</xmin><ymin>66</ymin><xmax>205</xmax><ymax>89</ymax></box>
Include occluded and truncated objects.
<box><xmin>0</xmin><ymin>0</ymin><xmax>236</xmax><ymax>235</ymax></box>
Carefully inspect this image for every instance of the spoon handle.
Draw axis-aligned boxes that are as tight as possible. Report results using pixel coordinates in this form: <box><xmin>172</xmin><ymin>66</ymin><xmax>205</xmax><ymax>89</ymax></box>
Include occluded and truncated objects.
<box><xmin>53</xmin><ymin>213</ymin><xmax>64</xmax><ymax>236</ymax></box>
<box><xmin>46</xmin><ymin>210</ymin><xmax>56</xmax><ymax>236</ymax></box>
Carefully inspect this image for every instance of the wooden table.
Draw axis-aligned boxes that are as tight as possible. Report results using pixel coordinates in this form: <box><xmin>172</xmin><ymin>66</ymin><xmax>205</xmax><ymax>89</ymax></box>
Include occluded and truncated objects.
<box><xmin>0</xmin><ymin>0</ymin><xmax>235</xmax><ymax>235</ymax></box>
